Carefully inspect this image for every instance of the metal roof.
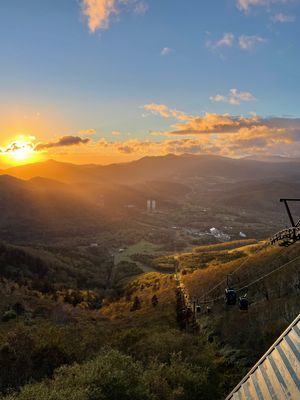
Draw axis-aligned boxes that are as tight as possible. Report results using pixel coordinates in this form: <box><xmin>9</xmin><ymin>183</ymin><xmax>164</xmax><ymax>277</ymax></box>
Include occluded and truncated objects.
<box><xmin>226</xmin><ymin>313</ymin><xmax>300</xmax><ymax>400</ymax></box>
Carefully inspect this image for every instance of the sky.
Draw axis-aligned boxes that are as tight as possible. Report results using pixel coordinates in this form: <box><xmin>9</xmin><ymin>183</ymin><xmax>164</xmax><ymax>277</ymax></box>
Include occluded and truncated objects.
<box><xmin>0</xmin><ymin>0</ymin><xmax>300</xmax><ymax>167</ymax></box>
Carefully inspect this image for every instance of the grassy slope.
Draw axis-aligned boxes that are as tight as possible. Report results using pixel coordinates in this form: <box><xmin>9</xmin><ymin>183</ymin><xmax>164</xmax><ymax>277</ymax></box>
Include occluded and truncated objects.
<box><xmin>181</xmin><ymin>241</ymin><xmax>300</xmax><ymax>368</ymax></box>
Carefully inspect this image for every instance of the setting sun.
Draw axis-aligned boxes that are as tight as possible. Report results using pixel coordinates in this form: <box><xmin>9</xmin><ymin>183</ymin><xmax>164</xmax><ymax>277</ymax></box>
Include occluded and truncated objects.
<box><xmin>11</xmin><ymin>146</ymin><xmax>32</xmax><ymax>161</ymax></box>
<box><xmin>2</xmin><ymin>139</ymin><xmax>38</xmax><ymax>166</ymax></box>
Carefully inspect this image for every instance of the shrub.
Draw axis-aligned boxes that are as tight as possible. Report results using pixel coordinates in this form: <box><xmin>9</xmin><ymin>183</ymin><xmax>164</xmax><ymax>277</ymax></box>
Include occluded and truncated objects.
<box><xmin>2</xmin><ymin>310</ymin><xmax>17</xmax><ymax>322</ymax></box>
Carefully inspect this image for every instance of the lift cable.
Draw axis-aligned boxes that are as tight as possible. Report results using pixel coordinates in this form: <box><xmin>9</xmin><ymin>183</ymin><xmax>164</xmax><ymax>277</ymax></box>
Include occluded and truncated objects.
<box><xmin>198</xmin><ymin>241</ymin><xmax>273</xmax><ymax>301</ymax></box>
<box><xmin>196</xmin><ymin>250</ymin><xmax>300</xmax><ymax>305</ymax></box>
<box><xmin>236</xmin><ymin>253</ymin><xmax>300</xmax><ymax>293</ymax></box>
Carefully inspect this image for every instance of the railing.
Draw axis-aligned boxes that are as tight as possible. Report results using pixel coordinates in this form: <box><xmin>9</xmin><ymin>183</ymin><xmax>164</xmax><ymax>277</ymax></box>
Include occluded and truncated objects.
<box><xmin>270</xmin><ymin>227</ymin><xmax>300</xmax><ymax>246</ymax></box>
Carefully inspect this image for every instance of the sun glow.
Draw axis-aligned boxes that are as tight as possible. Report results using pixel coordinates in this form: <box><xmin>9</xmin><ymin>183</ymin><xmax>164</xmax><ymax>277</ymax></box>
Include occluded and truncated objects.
<box><xmin>1</xmin><ymin>138</ymin><xmax>39</xmax><ymax>166</ymax></box>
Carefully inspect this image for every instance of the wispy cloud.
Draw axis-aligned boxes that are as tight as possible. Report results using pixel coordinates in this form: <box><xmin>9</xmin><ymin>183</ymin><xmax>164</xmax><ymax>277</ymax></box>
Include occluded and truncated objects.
<box><xmin>239</xmin><ymin>35</ymin><xmax>266</xmax><ymax>50</ymax></box>
<box><xmin>161</xmin><ymin>47</ymin><xmax>173</xmax><ymax>56</ymax></box>
<box><xmin>81</xmin><ymin>0</ymin><xmax>148</xmax><ymax>32</ymax></box>
<box><xmin>206</xmin><ymin>33</ymin><xmax>234</xmax><ymax>50</ymax></box>
<box><xmin>271</xmin><ymin>13</ymin><xmax>295</xmax><ymax>22</ymax></box>
<box><xmin>215</xmin><ymin>33</ymin><xmax>235</xmax><ymax>47</ymax></box>
<box><xmin>143</xmin><ymin>103</ymin><xmax>186</xmax><ymax>120</ymax></box>
<box><xmin>210</xmin><ymin>89</ymin><xmax>256</xmax><ymax>105</ymax></box>
<box><xmin>236</xmin><ymin>0</ymin><xmax>294</xmax><ymax>12</ymax></box>
<box><xmin>206</xmin><ymin>33</ymin><xmax>266</xmax><ymax>52</ymax></box>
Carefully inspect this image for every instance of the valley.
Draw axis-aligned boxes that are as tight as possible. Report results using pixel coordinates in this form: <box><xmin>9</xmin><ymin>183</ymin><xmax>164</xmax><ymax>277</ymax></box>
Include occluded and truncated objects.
<box><xmin>0</xmin><ymin>154</ymin><xmax>299</xmax><ymax>399</ymax></box>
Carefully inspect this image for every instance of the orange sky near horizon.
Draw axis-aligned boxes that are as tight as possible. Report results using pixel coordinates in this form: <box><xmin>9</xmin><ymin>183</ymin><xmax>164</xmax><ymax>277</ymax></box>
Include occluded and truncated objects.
<box><xmin>3</xmin><ymin>102</ymin><xmax>300</xmax><ymax>168</ymax></box>
<box><xmin>0</xmin><ymin>133</ymin><xmax>147</xmax><ymax>168</ymax></box>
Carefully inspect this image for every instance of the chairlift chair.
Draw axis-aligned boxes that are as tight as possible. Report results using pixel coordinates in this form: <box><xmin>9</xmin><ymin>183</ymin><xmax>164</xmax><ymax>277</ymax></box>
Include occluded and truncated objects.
<box><xmin>238</xmin><ymin>296</ymin><xmax>249</xmax><ymax>311</ymax></box>
<box><xmin>225</xmin><ymin>288</ymin><xmax>237</xmax><ymax>305</ymax></box>
<box><xmin>225</xmin><ymin>274</ymin><xmax>237</xmax><ymax>305</ymax></box>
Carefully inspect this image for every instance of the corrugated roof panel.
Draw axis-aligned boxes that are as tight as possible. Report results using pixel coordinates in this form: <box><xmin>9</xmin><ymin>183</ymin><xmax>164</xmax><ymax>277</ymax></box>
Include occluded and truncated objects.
<box><xmin>250</xmin><ymin>371</ymin><xmax>265</xmax><ymax>400</ymax></box>
<box><xmin>254</xmin><ymin>366</ymin><xmax>274</xmax><ymax>400</ymax></box>
<box><xmin>263</xmin><ymin>358</ymin><xmax>285</xmax><ymax>399</ymax></box>
<box><xmin>226</xmin><ymin>314</ymin><xmax>300</xmax><ymax>400</ymax></box>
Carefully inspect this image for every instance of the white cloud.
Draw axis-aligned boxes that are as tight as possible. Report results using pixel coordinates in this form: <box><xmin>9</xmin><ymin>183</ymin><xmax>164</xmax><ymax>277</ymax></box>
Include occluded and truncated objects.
<box><xmin>239</xmin><ymin>35</ymin><xmax>266</xmax><ymax>50</ymax></box>
<box><xmin>210</xmin><ymin>89</ymin><xmax>256</xmax><ymax>105</ymax></box>
<box><xmin>271</xmin><ymin>13</ymin><xmax>295</xmax><ymax>22</ymax></box>
<box><xmin>161</xmin><ymin>47</ymin><xmax>173</xmax><ymax>56</ymax></box>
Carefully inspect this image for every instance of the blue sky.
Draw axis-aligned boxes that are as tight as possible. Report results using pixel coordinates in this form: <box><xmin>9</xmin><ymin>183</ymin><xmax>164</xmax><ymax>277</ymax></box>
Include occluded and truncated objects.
<box><xmin>0</xmin><ymin>0</ymin><xmax>300</xmax><ymax>165</ymax></box>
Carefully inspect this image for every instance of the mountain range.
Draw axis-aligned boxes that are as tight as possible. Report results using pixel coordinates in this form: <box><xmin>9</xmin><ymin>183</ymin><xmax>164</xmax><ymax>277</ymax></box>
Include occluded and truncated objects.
<box><xmin>1</xmin><ymin>154</ymin><xmax>299</xmax><ymax>243</ymax></box>
<box><xmin>3</xmin><ymin>154</ymin><xmax>300</xmax><ymax>184</ymax></box>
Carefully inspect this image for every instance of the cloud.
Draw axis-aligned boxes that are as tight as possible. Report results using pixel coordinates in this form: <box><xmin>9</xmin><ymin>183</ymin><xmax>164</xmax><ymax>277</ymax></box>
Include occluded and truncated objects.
<box><xmin>170</xmin><ymin>113</ymin><xmax>262</xmax><ymax>135</ymax></box>
<box><xmin>140</xmin><ymin>102</ymin><xmax>300</xmax><ymax>156</ymax></box>
<box><xmin>82</xmin><ymin>0</ymin><xmax>117</xmax><ymax>32</ymax></box>
<box><xmin>0</xmin><ymin>141</ymin><xmax>34</xmax><ymax>155</ymax></box>
<box><xmin>91</xmin><ymin>110</ymin><xmax>300</xmax><ymax>158</ymax></box>
<box><xmin>236</xmin><ymin>0</ymin><xmax>292</xmax><ymax>12</ymax></box>
<box><xmin>271</xmin><ymin>13</ymin><xmax>295</xmax><ymax>22</ymax></box>
<box><xmin>9</xmin><ymin>109</ymin><xmax>297</xmax><ymax>161</ymax></box>
<box><xmin>206</xmin><ymin>33</ymin><xmax>267</xmax><ymax>52</ymax></box>
<box><xmin>81</xmin><ymin>0</ymin><xmax>148</xmax><ymax>32</ymax></box>
<box><xmin>143</xmin><ymin>103</ymin><xmax>187</xmax><ymax>121</ymax></box>
<box><xmin>34</xmin><ymin>136</ymin><xmax>90</xmax><ymax>151</ymax></box>
<box><xmin>144</xmin><ymin>103</ymin><xmax>173</xmax><ymax>118</ymax></box>
<box><xmin>210</xmin><ymin>89</ymin><xmax>256</xmax><ymax>105</ymax></box>
<box><xmin>161</xmin><ymin>47</ymin><xmax>173</xmax><ymax>56</ymax></box>
<box><xmin>238</xmin><ymin>35</ymin><xmax>266</xmax><ymax>50</ymax></box>
<box><xmin>237</xmin><ymin>0</ymin><xmax>268</xmax><ymax>11</ymax></box>
<box><xmin>94</xmin><ymin>137</ymin><xmax>217</xmax><ymax>157</ymax></box>
<box><xmin>216</xmin><ymin>33</ymin><xmax>235</xmax><ymax>47</ymax></box>
<box><xmin>207</xmin><ymin>33</ymin><xmax>234</xmax><ymax>50</ymax></box>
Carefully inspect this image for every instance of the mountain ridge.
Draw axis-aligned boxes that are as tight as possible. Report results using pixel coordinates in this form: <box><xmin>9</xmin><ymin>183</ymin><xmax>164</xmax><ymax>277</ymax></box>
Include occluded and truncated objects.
<box><xmin>2</xmin><ymin>153</ymin><xmax>300</xmax><ymax>184</ymax></box>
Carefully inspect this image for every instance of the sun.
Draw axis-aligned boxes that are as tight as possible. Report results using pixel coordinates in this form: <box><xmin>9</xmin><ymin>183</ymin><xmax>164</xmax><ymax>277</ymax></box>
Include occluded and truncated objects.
<box><xmin>11</xmin><ymin>146</ymin><xmax>32</xmax><ymax>161</ymax></box>
<box><xmin>4</xmin><ymin>139</ymin><xmax>37</xmax><ymax>165</ymax></box>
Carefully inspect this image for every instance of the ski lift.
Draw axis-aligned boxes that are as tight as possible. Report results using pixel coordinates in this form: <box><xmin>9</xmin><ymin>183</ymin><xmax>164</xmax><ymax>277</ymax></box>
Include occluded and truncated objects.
<box><xmin>225</xmin><ymin>288</ymin><xmax>237</xmax><ymax>305</ymax></box>
<box><xmin>196</xmin><ymin>305</ymin><xmax>201</xmax><ymax>313</ymax></box>
<box><xmin>238</xmin><ymin>288</ymin><xmax>249</xmax><ymax>310</ymax></box>
<box><xmin>270</xmin><ymin>199</ymin><xmax>300</xmax><ymax>247</ymax></box>
<box><xmin>239</xmin><ymin>296</ymin><xmax>249</xmax><ymax>311</ymax></box>
<box><xmin>225</xmin><ymin>274</ymin><xmax>237</xmax><ymax>305</ymax></box>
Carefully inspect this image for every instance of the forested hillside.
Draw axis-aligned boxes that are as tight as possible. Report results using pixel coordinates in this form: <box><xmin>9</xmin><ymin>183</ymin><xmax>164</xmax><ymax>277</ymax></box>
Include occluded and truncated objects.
<box><xmin>0</xmin><ymin>239</ymin><xmax>299</xmax><ymax>399</ymax></box>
